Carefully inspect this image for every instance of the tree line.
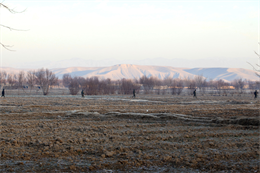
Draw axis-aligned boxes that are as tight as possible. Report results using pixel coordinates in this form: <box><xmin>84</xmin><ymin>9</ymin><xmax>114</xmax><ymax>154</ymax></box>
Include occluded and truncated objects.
<box><xmin>63</xmin><ymin>73</ymin><xmax>259</xmax><ymax>96</ymax></box>
<box><xmin>0</xmin><ymin>69</ymin><xmax>259</xmax><ymax>96</ymax></box>
<box><xmin>0</xmin><ymin>69</ymin><xmax>58</xmax><ymax>95</ymax></box>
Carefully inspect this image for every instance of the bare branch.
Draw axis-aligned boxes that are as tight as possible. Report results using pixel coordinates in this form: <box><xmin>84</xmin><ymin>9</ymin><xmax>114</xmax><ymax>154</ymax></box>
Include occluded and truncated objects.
<box><xmin>0</xmin><ymin>2</ymin><xmax>26</xmax><ymax>13</ymax></box>
<box><xmin>0</xmin><ymin>42</ymin><xmax>15</xmax><ymax>51</ymax></box>
<box><xmin>0</xmin><ymin>24</ymin><xmax>28</xmax><ymax>31</ymax></box>
<box><xmin>248</xmin><ymin>42</ymin><xmax>260</xmax><ymax>79</ymax></box>
<box><xmin>247</xmin><ymin>62</ymin><xmax>254</xmax><ymax>69</ymax></box>
<box><xmin>247</xmin><ymin>62</ymin><xmax>260</xmax><ymax>71</ymax></box>
<box><xmin>254</xmin><ymin>51</ymin><xmax>260</xmax><ymax>58</ymax></box>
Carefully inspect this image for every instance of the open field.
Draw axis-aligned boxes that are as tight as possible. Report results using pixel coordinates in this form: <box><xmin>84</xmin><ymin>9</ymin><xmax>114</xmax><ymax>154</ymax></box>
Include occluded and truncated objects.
<box><xmin>0</xmin><ymin>94</ymin><xmax>259</xmax><ymax>172</ymax></box>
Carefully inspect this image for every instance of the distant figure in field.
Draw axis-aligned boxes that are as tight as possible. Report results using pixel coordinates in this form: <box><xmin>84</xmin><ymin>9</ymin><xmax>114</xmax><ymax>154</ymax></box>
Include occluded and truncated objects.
<box><xmin>133</xmin><ymin>89</ymin><xmax>136</xmax><ymax>98</ymax></box>
<box><xmin>254</xmin><ymin>90</ymin><xmax>258</xmax><ymax>99</ymax></box>
<box><xmin>81</xmin><ymin>90</ymin><xmax>84</xmax><ymax>98</ymax></box>
<box><xmin>1</xmin><ymin>89</ymin><xmax>5</xmax><ymax>98</ymax></box>
<box><xmin>193</xmin><ymin>89</ymin><xmax>197</xmax><ymax>98</ymax></box>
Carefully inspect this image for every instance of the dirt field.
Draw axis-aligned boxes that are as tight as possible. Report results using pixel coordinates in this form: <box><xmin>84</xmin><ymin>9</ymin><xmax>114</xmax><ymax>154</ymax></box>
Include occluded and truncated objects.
<box><xmin>0</xmin><ymin>94</ymin><xmax>259</xmax><ymax>172</ymax></box>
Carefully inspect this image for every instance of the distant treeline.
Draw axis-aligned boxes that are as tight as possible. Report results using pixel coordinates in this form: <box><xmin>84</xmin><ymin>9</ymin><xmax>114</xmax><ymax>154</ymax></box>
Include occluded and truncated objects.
<box><xmin>62</xmin><ymin>73</ymin><xmax>259</xmax><ymax>96</ymax></box>
<box><xmin>0</xmin><ymin>69</ymin><xmax>259</xmax><ymax>95</ymax></box>
<box><xmin>0</xmin><ymin>68</ymin><xmax>58</xmax><ymax>95</ymax></box>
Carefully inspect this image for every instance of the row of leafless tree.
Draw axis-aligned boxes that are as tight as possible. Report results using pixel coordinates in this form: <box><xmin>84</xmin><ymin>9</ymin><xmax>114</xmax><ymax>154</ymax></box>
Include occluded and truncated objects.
<box><xmin>62</xmin><ymin>75</ymin><xmax>138</xmax><ymax>95</ymax></box>
<box><xmin>0</xmin><ymin>69</ymin><xmax>259</xmax><ymax>96</ymax></box>
<box><xmin>0</xmin><ymin>69</ymin><xmax>58</xmax><ymax>95</ymax></box>
<box><xmin>62</xmin><ymin>74</ymin><xmax>260</xmax><ymax>95</ymax></box>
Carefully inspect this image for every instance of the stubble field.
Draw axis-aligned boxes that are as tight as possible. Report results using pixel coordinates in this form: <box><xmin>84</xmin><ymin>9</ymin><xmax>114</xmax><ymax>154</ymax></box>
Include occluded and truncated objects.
<box><xmin>0</xmin><ymin>93</ymin><xmax>259</xmax><ymax>172</ymax></box>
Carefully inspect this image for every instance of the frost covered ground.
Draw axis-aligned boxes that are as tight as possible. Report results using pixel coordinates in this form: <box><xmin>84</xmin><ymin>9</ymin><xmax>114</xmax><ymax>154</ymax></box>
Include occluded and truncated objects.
<box><xmin>0</xmin><ymin>94</ymin><xmax>259</xmax><ymax>172</ymax></box>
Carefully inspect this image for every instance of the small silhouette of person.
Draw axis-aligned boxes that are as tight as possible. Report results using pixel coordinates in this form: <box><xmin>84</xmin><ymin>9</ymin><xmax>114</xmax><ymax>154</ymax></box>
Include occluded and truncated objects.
<box><xmin>133</xmin><ymin>89</ymin><xmax>136</xmax><ymax>98</ymax></box>
<box><xmin>1</xmin><ymin>89</ymin><xmax>5</xmax><ymax>98</ymax></box>
<box><xmin>254</xmin><ymin>90</ymin><xmax>258</xmax><ymax>99</ymax></box>
<box><xmin>193</xmin><ymin>89</ymin><xmax>197</xmax><ymax>98</ymax></box>
<box><xmin>81</xmin><ymin>90</ymin><xmax>84</xmax><ymax>98</ymax></box>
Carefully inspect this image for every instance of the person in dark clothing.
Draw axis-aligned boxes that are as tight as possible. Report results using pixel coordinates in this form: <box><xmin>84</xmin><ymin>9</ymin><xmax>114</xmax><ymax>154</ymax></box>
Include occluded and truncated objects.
<box><xmin>193</xmin><ymin>89</ymin><xmax>197</xmax><ymax>98</ymax></box>
<box><xmin>254</xmin><ymin>90</ymin><xmax>258</xmax><ymax>99</ymax></box>
<box><xmin>133</xmin><ymin>89</ymin><xmax>136</xmax><ymax>98</ymax></box>
<box><xmin>81</xmin><ymin>90</ymin><xmax>84</xmax><ymax>98</ymax></box>
<box><xmin>1</xmin><ymin>89</ymin><xmax>5</xmax><ymax>98</ymax></box>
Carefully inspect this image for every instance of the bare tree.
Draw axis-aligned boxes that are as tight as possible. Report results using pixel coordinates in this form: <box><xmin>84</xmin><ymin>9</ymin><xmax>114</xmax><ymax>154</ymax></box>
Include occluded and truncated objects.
<box><xmin>18</xmin><ymin>71</ymin><xmax>26</xmax><ymax>94</ymax></box>
<box><xmin>163</xmin><ymin>77</ymin><xmax>173</xmax><ymax>86</ymax></box>
<box><xmin>62</xmin><ymin>74</ymin><xmax>85</xmax><ymax>95</ymax></box>
<box><xmin>99</xmin><ymin>78</ymin><xmax>115</xmax><ymax>95</ymax></box>
<box><xmin>62</xmin><ymin>73</ymin><xmax>71</xmax><ymax>87</ymax></box>
<box><xmin>176</xmin><ymin>79</ymin><xmax>184</xmax><ymax>95</ymax></box>
<box><xmin>68</xmin><ymin>77</ymin><xmax>80</xmax><ymax>95</ymax></box>
<box><xmin>120</xmin><ymin>79</ymin><xmax>135</xmax><ymax>95</ymax></box>
<box><xmin>185</xmin><ymin>78</ymin><xmax>196</xmax><ymax>95</ymax></box>
<box><xmin>139</xmin><ymin>76</ymin><xmax>157</xmax><ymax>94</ymax></box>
<box><xmin>232</xmin><ymin>78</ymin><xmax>245</xmax><ymax>94</ymax></box>
<box><xmin>27</xmin><ymin>70</ymin><xmax>36</xmax><ymax>94</ymax></box>
<box><xmin>207</xmin><ymin>79</ymin><xmax>215</xmax><ymax>95</ymax></box>
<box><xmin>171</xmin><ymin>80</ymin><xmax>177</xmax><ymax>95</ymax></box>
<box><xmin>7</xmin><ymin>73</ymin><xmax>17</xmax><ymax>88</ymax></box>
<box><xmin>133</xmin><ymin>78</ymin><xmax>140</xmax><ymax>94</ymax></box>
<box><xmin>98</xmin><ymin>80</ymin><xmax>106</xmax><ymax>95</ymax></box>
<box><xmin>194</xmin><ymin>75</ymin><xmax>205</xmax><ymax>91</ymax></box>
<box><xmin>35</xmin><ymin>68</ymin><xmax>58</xmax><ymax>95</ymax></box>
<box><xmin>200</xmin><ymin>78</ymin><xmax>207</xmax><ymax>95</ymax></box>
<box><xmin>216</xmin><ymin>79</ymin><xmax>225</xmax><ymax>95</ymax></box>
<box><xmin>84</xmin><ymin>77</ymin><xmax>100</xmax><ymax>95</ymax></box>
<box><xmin>0</xmin><ymin>71</ymin><xmax>7</xmax><ymax>87</ymax></box>
<box><xmin>171</xmin><ymin>79</ymin><xmax>184</xmax><ymax>95</ymax></box>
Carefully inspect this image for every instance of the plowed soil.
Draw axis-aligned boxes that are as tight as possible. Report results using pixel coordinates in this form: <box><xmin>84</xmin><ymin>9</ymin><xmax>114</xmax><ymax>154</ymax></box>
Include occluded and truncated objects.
<box><xmin>0</xmin><ymin>94</ymin><xmax>259</xmax><ymax>172</ymax></box>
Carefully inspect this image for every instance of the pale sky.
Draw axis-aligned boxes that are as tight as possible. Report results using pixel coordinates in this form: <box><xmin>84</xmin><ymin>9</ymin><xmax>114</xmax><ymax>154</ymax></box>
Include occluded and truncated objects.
<box><xmin>0</xmin><ymin>0</ymin><xmax>259</xmax><ymax>69</ymax></box>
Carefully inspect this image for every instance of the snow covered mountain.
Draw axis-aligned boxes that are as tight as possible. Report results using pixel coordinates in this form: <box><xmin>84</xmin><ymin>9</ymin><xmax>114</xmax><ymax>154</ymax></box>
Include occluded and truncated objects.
<box><xmin>50</xmin><ymin>64</ymin><xmax>259</xmax><ymax>82</ymax></box>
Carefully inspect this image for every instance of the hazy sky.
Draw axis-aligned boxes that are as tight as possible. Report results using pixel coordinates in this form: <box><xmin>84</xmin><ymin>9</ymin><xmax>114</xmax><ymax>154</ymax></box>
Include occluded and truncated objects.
<box><xmin>0</xmin><ymin>0</ymin><xmax>259</xmax><ymax>69</ymax></box>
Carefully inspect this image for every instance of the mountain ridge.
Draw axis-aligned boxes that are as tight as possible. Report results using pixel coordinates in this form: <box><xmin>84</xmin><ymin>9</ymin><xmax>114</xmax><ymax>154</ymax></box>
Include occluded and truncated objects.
<box><xmin>51</xmin><ymin>64</ymin><xmax>258</xmax><ymax>82</ymax></box>
<box><xmin>0</xmin><ymin>64</ymin><xmax>258</xmax><ymax>82</ymax></box>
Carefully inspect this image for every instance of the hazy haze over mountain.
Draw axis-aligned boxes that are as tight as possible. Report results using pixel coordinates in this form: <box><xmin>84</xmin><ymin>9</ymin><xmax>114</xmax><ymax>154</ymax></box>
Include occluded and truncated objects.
<box><xmin>3</xmin><ymin>57</ymin><xmax>255</xmax><ymax>70</ymax></box>
<box><xmin>1</xmin><ymin>64</ymin><xmax>258</xmax><ymax>82</ymax></box>
<box><xmin>50</xmin><ymin>64</ymin><xmax>258</xmax><ymax>82</ymax></box>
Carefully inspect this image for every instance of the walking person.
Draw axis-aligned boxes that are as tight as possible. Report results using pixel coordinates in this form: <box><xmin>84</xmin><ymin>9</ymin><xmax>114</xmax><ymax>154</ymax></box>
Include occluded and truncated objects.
<box><xmin>81</xmin><ymin>89</ymin><xmax>84</xmax><ymax>98</ymax></box>
<box><xmin>133</xmin><ymin>89</ymin><xmax>136</xmax><ymax>98</ymax></box>
<box><xmin>1</xmin><ymin>89</ymin><xmax>5</xmax><ymax>98</ymax></box>
<box><xmin>193</xmin><ymin>89</ymin><xmax>197</xmax><ymax>98</ymax></box>
<box><xmin>254</xmin><ymin>90</ymin><xmax>258</xmax><ymax>99</ymax></box>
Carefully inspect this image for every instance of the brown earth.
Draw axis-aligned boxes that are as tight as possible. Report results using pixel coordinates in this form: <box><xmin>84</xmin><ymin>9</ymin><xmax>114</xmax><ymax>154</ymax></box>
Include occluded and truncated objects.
<box><xmin>0</xmin><ymin>94</ymin><xmax>259</xmax><ymax>172</ymax></box>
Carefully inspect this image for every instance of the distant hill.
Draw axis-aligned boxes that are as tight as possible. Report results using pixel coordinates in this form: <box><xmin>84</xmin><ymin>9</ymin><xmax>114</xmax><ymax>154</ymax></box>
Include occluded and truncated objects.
<box><xmin>51</xmin><ymin>64</ymin><xmax>258</xmax><ymax>82</ymax></box>
<box><xmin>0</xmin><ymin>67</ymin><xmax>28</xmax><ymax>74</ymax></box>
<box><xmin>1</xmin><ymin>64</ymin><xmax>258</xmax><ymax>82</ymax></box>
